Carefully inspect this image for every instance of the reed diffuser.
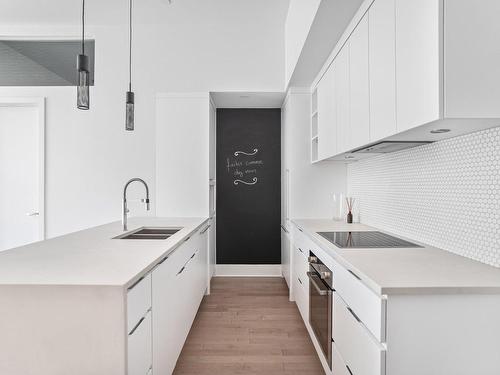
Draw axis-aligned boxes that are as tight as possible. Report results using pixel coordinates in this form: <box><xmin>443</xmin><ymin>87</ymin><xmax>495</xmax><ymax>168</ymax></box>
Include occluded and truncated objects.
<box><xmin>345</xmin><ymin>197</ymin><xmax>355</xmax><ymax>224</ymax></box>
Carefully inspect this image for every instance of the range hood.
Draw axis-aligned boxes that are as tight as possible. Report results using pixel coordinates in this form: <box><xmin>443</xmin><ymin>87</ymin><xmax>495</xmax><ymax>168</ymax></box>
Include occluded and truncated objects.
<box><xmin>351</xmin><ymin>141</ymin><xmax>433</xmax><ymax>154</ymax></box>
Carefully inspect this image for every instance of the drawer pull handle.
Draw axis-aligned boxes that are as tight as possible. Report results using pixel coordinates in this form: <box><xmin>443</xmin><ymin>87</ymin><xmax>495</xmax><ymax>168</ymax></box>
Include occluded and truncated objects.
<box><xmin>298</xmin><ymin>277</ymin><xmax>302</xmax><ymax>285</ymax></box>
<box><xmin>176</xmin><ymin>266</ymin><xmax>185</xmax><ymax>276</ymax></box>
<box><xmin>298</xmin><ymin>227</ymin><xmax>303</xmax><ymax>232</ymax></box>
<box><xmin>128</xmin><ymin>316</ymin><xmax>145</xmax><ymax>336</ymax></box>
<box><xmin>200</xmin><ymin>225</ymin><xmax>211</xmax><ymax>234</ymax></box>
<box><xmin>280</xmin><ymin>225</ymin><xmax>289</xmax><ymax>233</ymax></box>
<box><xmin>190</xmin><ymin>252</ymin><xmax>197</xmax><ymax>259</ymax></box>
<box><xmin>157</xmin><ymin>255</ymin><xmax>169</xmax><ymax>265</ymax></box>
<box><xmin>346</xmin><ymin>365</ymin><xmax>354</xmax><ymax>375</ymax></box>
<box><xmin>347</xmin><ymin>306</ymin><xmax>361</xmax><ymax>323</ymax></box>
<box><xmin>348</xmin><ymin>269</ymin><xmax>362</xmax><ymax>280</ymax></box>
<box><xmin>298</xmin><ymin>247</ymin><xmax>304</xmax><ymax>253</ymax></box>
<box><xmin>127</xmin><ymin>276</ymin><xmax>145</xmax><ymax>291</ymax></box>
<box><xmin>184</xmin><ymin>236</ymin><xmax>191</xmax><ymax>242</ymax></box>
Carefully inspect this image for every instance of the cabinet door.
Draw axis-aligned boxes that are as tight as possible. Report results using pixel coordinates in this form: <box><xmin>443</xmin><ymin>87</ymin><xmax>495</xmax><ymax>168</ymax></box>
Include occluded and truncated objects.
<box><xmin>395</xmin><ymin>0</ymin><xmax>441</xmax><ymax>131</ymax></box>
<box><xmin>281</xmin><ymin>226</ymin><xmax>290</xmax><ymax>288</ymax></box>
<box><xmin>152</xmin><ymin>243</ymin><xmax>193</xmax><ymax>375</ymax></box>
<box><xmin>317</xmin><ymin>62</ymin><xmax>337</xmax><ymax>160</ymax></box>
<box><xmin>349</xmin><ymin>14</ymin><xmax>370</xmax><ymax>150</ymax></box>
<box><xmin>336</xmin><ymin>44</ymin><xmax>351</xmax><ymax>154</ymax></box>
<box><xmin>369</xmin><ymin>0</ymin><xmax>397</xmax><ymax>141</ymax></box>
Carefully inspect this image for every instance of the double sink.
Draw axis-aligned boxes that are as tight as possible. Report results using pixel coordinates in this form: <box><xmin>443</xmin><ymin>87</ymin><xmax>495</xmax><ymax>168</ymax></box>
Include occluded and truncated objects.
<box><xmin>114</xmin><ymin>227</ymin><xmax>182</xmax><ymax>240</ymax></box>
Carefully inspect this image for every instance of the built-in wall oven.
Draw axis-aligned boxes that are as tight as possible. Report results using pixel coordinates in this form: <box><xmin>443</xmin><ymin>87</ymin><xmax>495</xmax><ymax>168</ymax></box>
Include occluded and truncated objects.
<box><xmin>307</xmin><ymin>252</ymin><xmax>334</xmax><ymax>369</ymax></box>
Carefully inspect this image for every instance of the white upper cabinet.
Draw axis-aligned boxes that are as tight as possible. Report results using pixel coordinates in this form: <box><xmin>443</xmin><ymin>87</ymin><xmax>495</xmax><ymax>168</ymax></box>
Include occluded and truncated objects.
<box><xmin>349</xmin><ymin>15</ymin><xmax>370</xmax><ymax>150</ymax></box>
<box><xmin>395</xmin><ymin>0</ymin><xmax>441</xmax><ymax>132</ymax></box>
<box><xmin>368</xmin><ymin>0</ymin><xmax>397</xmax><ymax>141</ymax></box>
<box><xmin>444</xmin><ymin>0</ymin><xmax>500</xmax><ymax>118</ymax></box>
<box><xmin>336</xmin><ymin>44</ymin><xmax>351</xmax><ymax>154</ymax></box>
<box><xmin>311</xmin><ymin>0</ymin><xmax>500</xmax><ymax>163</ymax></box>
<box><xmin>317</xmin><ymin>61</ymin><xmax>337</xmax><ymax>160</ymax></box>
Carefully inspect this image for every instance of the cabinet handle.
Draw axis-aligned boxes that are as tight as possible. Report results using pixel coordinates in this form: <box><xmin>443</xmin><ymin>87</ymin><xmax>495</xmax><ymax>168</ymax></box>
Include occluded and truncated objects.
<box><xmin>346</xmin><ymin>365</ymin><xmax>354</xmax><ymax>375</ymax></box>
<box><xmin>176</xmin><ymin>266</ymin><xmax>185</xmax><ymax>276</ymax></box>
<box><xmin>184</xmin><ymin>236</ymin><xmax>191</xmax><ymax>242</ymax></box>
<box><xmin>298</xmin><ymin>247</ymin><xmax>304</xmax><ymax>253</ymax></box>
<box><xmin>157</xmin><ymin>255</ymin><xmax>169</xmax><ymax>265</ymax></box>
<box><xmin>128</xmin><ymin>316</ymin><xmax>145</xmax><ymax>336</ymax></box>
<box><xmin>348</xmin><ymin>269</ymin><xmax>362</xmax><ymax>281</ymax></box>
<box><xmin>190</xmin><ymin>252</ymin><xmax>196</xmax><ymax>259</ymax></box>
<box><xmin>347</xmin><ymin>306</ymin><xmax>361</xmax><ymax>323</ymax></box>
<box><xmin>298</xmin><ymin>277</ymin><xmax>302</xmax><ymax>285</ymax></box>
<box><xmin>280</xmin><ymin>225</ymin><xmax>289</xmax><ymax>233</ymax></box>
<box><xmin>200</xmin><ymin>225</ymin><xmax>211</xmax><ymax>234</ymax></box>
<box><xmin>298</xmin><ymin>227</ymin><xmax>303</xmax><ymax>232</ymax></box>
<box><xmin>127</xmin><ymin>276</ymin><xmax>145</xmax><ymax>291</ymax></box>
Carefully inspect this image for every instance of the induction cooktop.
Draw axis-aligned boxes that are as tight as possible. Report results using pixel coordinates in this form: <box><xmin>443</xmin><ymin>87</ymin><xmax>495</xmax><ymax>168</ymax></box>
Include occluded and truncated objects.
<box><xmin>317</xmin><ymin>231</ymin><xmax>422</xmax><ymax>249</ymax></box>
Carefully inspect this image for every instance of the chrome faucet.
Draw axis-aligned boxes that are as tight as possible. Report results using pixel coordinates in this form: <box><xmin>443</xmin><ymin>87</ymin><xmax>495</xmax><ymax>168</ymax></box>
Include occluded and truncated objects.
<box><xmin>122</xmin><ymin>178</ymin><xmax>150</xmax><ymax>231</ymax></box>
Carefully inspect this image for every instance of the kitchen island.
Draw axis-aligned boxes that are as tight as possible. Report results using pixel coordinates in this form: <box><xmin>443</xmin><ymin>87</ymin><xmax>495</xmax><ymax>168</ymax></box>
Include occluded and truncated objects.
<box><xmin>0</xmin><ymin>217</ymin><xmax>211</xmax><ymax>375</ymax></box>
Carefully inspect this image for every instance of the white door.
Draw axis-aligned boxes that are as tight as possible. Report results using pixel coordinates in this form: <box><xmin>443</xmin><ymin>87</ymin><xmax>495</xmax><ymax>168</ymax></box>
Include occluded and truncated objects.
<box><xmin>0</xmin><ymin>102</ymin><xmax>44</xmax><ymax>251</ymax></box>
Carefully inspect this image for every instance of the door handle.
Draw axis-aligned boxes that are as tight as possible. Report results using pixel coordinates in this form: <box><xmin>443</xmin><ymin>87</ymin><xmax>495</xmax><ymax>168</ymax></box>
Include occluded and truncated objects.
<box><xmin>26</xmin><ymin>211</ymin><xmax>39</xmax><ymax>216</ymax></box>
<box><xmin>307</xmin><ymin>272</ymin><xmax>328</xmax><ymax>296</ymax></box>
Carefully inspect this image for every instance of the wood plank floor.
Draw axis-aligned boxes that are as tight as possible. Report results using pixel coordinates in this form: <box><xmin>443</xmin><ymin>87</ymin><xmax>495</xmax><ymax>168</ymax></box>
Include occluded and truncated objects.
<box><xmin>173</xmin><ymin>277</ymin><xmax>324</xmax><ymax>375</ymax></box>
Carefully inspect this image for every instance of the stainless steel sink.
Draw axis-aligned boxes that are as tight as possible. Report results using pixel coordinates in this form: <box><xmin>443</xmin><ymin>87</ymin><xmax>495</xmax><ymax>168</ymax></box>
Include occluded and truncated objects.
<box><xmin>114</xmin><ymin>227</ymin><xmax>182</xmax><ymax>240</ymax></box>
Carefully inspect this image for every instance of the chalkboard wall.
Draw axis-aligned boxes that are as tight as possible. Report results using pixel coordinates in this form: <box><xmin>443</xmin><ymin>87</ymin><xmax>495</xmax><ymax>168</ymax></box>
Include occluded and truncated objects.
<box><xmin>216</xmin><ymin>109</ymin><xmax>281</xmax><ymax>264</ymax></box>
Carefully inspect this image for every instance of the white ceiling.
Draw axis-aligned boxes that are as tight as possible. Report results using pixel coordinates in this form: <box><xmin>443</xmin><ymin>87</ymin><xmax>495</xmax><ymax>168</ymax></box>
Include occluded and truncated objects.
<box><xmin>211</xmin><ymin>92</ymin><xmax>285</xmax><ymax>108</ymax></box>
<box><xmin>0</xmin><ymin>0</ymin><xmax>290</xmax><ymax>26</ymax></box>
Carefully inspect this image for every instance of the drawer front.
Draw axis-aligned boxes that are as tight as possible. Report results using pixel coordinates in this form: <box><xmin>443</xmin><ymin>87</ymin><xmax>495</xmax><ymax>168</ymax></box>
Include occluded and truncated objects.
<box><xmin>333</xmin><ymin>260</ymin><xmax>385</xmax><ymax>341</ymax></box>
<box><xmin>334</xmin><ymin>294</ymin><xmax>385</xmax><ymax>375</ymax></box>
<box><xmin>293</xmin><ymin>245</ymin><xmax>309</xmax><ymax>284</ymax></box>
<box><xmin>127</xmin><ymin>273</ymin><xmax>152</xmax><ymax>331</ymax></box>
<box><xmin>128</xmin><ymin>311</ymin><xmax>152</xmax><ymax>375</ymax></box>
<box><xmin>332</xmin><ymin>342</ymin><xmax>351</xmax><ymax>375</ymax></box>
<box><xmin>294</xmin><ymin>273</ymin><xmax>308</xmax><ymax>322</ymax></box>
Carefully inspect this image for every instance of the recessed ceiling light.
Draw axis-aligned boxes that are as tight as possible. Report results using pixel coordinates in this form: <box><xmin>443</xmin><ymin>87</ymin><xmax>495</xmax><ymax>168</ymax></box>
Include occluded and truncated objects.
<box><xmin>430</xmin><ymin>128</ymin><xmax>451</xmax><ymax>134</ymax></box>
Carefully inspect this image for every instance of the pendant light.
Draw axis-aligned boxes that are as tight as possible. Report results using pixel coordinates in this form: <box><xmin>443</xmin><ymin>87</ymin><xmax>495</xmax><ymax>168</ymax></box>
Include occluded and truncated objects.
<box><xmin>125</xmin><ymin>0</ymin><xmax>134</xmax><ymax>131</ymax></box>
<box><xmin>77</xmin><ymin>0</ymin><xmax>90</xmax><ymax>110</ymax></box>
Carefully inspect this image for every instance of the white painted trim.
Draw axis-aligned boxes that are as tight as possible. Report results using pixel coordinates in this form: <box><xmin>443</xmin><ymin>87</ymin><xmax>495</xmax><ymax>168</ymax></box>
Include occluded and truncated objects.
<box><xmin>156</xmin><ymin>92</ymin><xmax>209</xmax><ymax>99</ymax></box>
<box><xmin>0</xmin><ymin>97</ymin><xmax>46</xmax><ymax>240</ymax></box>
<box><xmin>282</xmin><ymin>87</ymin><xmax>311</xmax><ymax>108</ymax></box>
<box><xmin>215</xmin><ymin>265</ymin><xmax>283</xmax><ymax>277</ymax></box>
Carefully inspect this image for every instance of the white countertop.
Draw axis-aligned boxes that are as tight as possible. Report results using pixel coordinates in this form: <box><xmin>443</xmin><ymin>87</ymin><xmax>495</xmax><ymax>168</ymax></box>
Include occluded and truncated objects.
<box><xmin>291</xmin><ymin>219</ymin><xmax>500</xmax><ymax>295</ymax></box>
<box><xmin>0</xmin><ymin>217</ymin><xmax>209</xmax><ymax>288</ymax></box>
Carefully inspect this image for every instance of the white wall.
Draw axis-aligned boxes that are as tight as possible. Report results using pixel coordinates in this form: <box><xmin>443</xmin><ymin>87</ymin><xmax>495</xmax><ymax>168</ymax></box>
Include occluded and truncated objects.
<box><xmin>0</xmin><ymin>0</ymin><xmax>287</xmax><ymax>238</ymax></box>
<box><xmin>348</xmin><ymin>126</ymin><xmax>500</xmax><ymax>268</ymax></box>
<box><xmin>283</xmin><ymin>89</ymin><xmax>347</xmax><ymax>223</ymax></box>
<box><xmin>284</xmin><ymin>0</ymin><xmax>321</xmax><ymax>87</ymax></box>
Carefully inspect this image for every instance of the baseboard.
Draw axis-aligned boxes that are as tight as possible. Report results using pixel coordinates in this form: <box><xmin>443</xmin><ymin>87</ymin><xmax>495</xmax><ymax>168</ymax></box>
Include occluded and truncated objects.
<box><xmin>215</xmin><ymin>264</ymin><xmax>282</xmax><ymax>277</ymax></box>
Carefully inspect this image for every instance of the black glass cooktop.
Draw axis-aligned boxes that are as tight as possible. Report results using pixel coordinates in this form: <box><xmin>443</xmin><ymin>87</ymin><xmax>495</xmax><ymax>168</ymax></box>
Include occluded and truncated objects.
<box><xmin>317</xmin><ymin>231</ymin><xmax>422</xmax><ymax>249</ymax></box>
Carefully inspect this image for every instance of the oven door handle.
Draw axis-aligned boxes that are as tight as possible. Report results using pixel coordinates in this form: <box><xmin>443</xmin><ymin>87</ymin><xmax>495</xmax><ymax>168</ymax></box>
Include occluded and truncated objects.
<box><xmin>307</xmin><ymin>272</ymin><xmax>328</xmax><ymax>296</ymax></box>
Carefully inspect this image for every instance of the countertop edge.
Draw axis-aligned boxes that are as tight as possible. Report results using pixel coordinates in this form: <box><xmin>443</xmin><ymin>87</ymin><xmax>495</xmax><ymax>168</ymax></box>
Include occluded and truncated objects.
<box><xmin>290</xmin><ymin>218</ymin><xmax>500</xmax><ymax>296</ymax></box>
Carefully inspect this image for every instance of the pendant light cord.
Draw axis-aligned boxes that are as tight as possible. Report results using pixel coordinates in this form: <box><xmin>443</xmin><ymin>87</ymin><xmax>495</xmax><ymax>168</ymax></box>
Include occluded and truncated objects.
<box><xmin>82</xmin><ymin>0</ymin><xmax>85</xmax><ymax>55</ymax></box>
<box><xmin>129</xmin><ymin>0</ymin><xmax>132</xmax><ymax>92</ymax></box>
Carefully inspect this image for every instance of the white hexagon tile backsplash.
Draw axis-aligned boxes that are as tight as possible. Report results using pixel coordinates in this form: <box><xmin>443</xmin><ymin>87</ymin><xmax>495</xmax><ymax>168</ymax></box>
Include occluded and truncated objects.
<box><xmin>348</xmin><ymin>126</ymin><xmax>500</xmax><ymax>267</ymax></box>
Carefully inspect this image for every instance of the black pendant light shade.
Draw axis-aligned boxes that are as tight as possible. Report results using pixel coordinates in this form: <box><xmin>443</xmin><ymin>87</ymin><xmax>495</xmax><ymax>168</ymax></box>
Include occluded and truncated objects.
<box><xmin>77</xmin><ymin>0</ymin><xmax>89</xmax><ymax>110</ymax></box>
<box><xmin>125</xmin><ymin>91</ymin><xmax>134</xmax><ymax>131</ymax></box>
<box><xmin>77</xmin><ymin>54</ymin><xmax>90</xmax><ymax>110</ymax></box>
<box><xmin>125</xmin><ymin>0</ymin><xmax>134</xmax><ymax>131</ymax></box>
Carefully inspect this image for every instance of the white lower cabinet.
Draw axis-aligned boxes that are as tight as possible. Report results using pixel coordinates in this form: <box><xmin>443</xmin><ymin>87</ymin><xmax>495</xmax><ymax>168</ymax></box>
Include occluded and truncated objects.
<box><xmin>151</xmin><ymin>226</ymin><xmax>209</xmax><ymax>375</ymax></box>
<box><xmin>128</xmin><ymin>311</ymin><xmax>152</xmax><ymax>375</ymax></box>
<box><xmin>334</xmin><ymin>293</ymin><xmax>386</xmax><ymax>375</ymax></box>
<box><xmin>332</xmin><ymin>342</ymin><xmax>351</xmax><ymax>375</ymax></box>
<box><xmin>293</xmin><ymin>243</ymin><xmax>309</xmax><ymax>321</ymax></box>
